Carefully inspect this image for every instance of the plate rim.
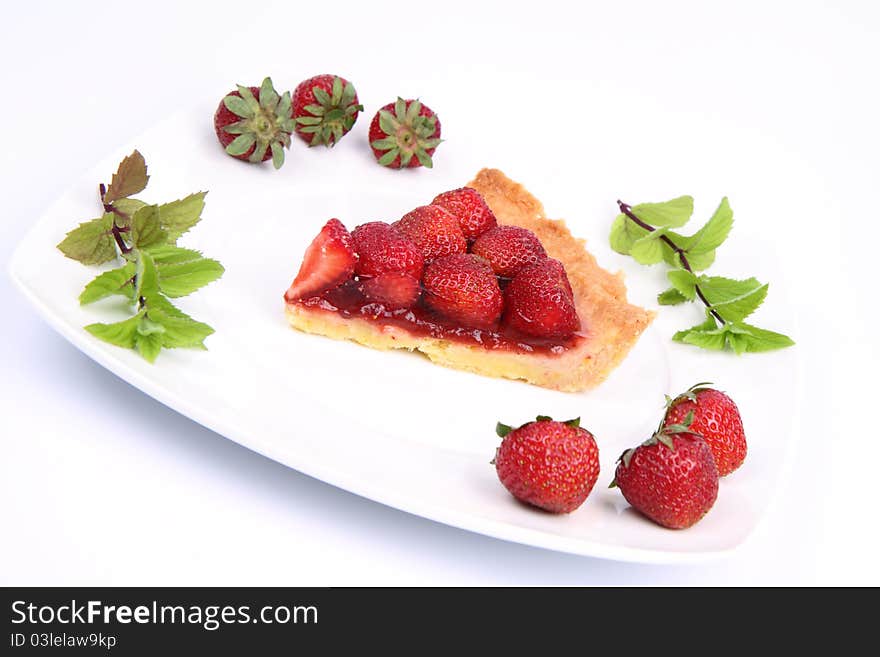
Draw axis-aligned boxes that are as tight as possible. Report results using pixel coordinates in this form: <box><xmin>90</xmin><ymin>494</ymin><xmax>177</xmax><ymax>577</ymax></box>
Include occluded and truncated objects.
<box><xmin>7</xmin><ymin>123</ymin><xmax>803</xmax><ymax>565</ymax></box>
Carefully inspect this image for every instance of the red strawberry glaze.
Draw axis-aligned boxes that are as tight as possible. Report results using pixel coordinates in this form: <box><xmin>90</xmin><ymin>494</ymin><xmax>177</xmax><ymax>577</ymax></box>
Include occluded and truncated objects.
<box><xmin>291</xmin><ymin>279</ymin><xmax>585</xmax><ymax>355</ymax></box>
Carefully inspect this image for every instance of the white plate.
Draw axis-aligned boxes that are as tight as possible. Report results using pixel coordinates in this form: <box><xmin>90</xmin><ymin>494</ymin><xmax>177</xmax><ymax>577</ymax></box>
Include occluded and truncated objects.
<box><xmin>9</xmin><ymin>108</ymin><xmax>800</xmax><ymax>564</ymax></box>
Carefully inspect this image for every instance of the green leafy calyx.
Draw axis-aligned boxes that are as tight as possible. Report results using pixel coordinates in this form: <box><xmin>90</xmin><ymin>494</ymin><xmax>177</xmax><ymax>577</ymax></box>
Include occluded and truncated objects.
<box><xmin>295</xmin><ymin>76</ymin><xmax>363</xmax><ymax>147</ymax></box>
<box><xmin>613</xmin><ymin>410</ymin><xmax>701</xmax><ymax>483</ymax></box>
<box><xmin>496</xmin><ymin>415</ymin><xmax>582</xmax><ymax>439</ymax></box>
<box><xmin>663</xmin><ymin>382</ymin><xmax>714</xmax><ymax>411</ymax></box>
<box><xmin>371</xmin><ymin>98</ymin><xmax>442</xmax><ymax>168</ymax></box>
<box><xmin>223</xmin><ymin>77</ymin><xmax>294</xmax><ymax>169</ymax></box>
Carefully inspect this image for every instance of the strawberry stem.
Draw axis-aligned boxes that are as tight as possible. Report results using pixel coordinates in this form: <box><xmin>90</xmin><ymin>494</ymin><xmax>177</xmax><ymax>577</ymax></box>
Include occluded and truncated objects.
<box><xmin>617</xmin><ymin>201</ymin><xmax>725</xmax><ymax>325</ymax></box>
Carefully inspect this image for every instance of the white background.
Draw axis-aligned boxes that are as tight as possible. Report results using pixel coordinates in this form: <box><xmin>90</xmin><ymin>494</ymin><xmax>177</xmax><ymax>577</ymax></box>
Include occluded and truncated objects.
<box><xmin>2</xmin><ymin>0</ymin><xmax>877</xmax><ymax>585</ymax></box>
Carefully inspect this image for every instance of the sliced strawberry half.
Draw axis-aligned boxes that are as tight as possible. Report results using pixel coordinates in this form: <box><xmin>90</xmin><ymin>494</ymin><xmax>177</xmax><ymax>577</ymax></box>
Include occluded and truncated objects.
<box><xmin>284</xmin><ymin>219</ymin><xmax>358</xmax><ymax>302</ymax></box>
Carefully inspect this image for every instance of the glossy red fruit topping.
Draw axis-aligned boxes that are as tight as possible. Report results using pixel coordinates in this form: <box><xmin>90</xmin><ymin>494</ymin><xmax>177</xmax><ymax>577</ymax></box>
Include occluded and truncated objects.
<box><xmin>431</xmin><ymin>187</ymin><xmax>497</xmax><ymax>241</ymax></box>
<box><xmin>369</xmin><ymin>98</ymin><xmax>442</xmax><ymax>168</ymax></box>
<box><xmin>422</xmin><ymin>254</ymin><xmax>503</xmax><ymax>329</ymax></box>
<box><xmin>612</xmin><ymin>425</ymin><xmax>719</xmax><ymax>530</ymax></box>
<box><xmin>494</xmin><ymin>417</ymin><xmax>600</xmax><ymax>514</ymax></box>
<box><xmin>213</xmin><ymin>77</ymin><xmax>294</xmax><ymax>169</ymax></box>
<box><xmin>351</xmin><ymin>221</ymin><xmax>424</xmax><ymax>280</ymax></box>
<box><xmin>291</xmin><ymin>74</ymin><xmax>363</xmax><ymax>147</ymax></box>
<box><xmin>395</xmin><ymin>205</ymin><xmax>466</xmax><ymax>262</ymax></box>
<box><xmin>360</xmin><ymin>272</ymin><xmax>421</xmax><ymax>310</ymax></box>
<box><xmin>471</xmin><ymin>225</ymin><xmax>547</xmax><ymax>277</ymax></box>
<box><xmin>664</xmin><ymin>384</ymin><xmax>747</xmax><ymax>476</ymax></box>
<box><xmin>504</xmin><ymin>259</ymin><xmax>579</xmax><ymax>338</ymax></box>
<box><xmin>284</xmin><ymin>219</ymin><xmax>357</xmax><ymax>302</ymax></box>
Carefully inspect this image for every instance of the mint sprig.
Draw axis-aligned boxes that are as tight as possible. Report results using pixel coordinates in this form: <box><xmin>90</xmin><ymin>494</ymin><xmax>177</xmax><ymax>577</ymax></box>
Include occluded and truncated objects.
<box><xmin>610</xmin><ymin>197</ymin><xmax>793</xmax><ymax>354</ymax></box>
<box><xmin>57</xmin><ymin>150</ymin><xmax>223</xmax><ymax>362</ymax></box>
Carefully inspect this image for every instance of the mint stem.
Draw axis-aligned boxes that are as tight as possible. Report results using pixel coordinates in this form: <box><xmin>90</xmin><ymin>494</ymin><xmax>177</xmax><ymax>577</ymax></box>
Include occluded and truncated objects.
<box><xmin>100</xmin><ymin>183</ymin><xmax>132</xmax><ymax>255</ymax></box>
<box><xmin>109</xmin><ymin>222</ymin><xmax>132</xmax><ymax>255</ymax></box>
<box><xmin>617</xmin><ymin>201</ymin><xmax>725</xmax><ymax>325</ymax></box>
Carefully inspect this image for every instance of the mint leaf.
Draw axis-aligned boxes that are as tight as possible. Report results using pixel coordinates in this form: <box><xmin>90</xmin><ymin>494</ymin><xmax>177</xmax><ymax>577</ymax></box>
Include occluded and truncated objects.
<box><xmin>103</xmin><ymin>150</ymin><xmax>149</xmax><ymax>203</ymax></box>
<box><xmin>131</xmin><ymin>205</ymin><xmax>167</xmax><ymax>249</ymax></box>
<box><xmin>676</xmin><ymin>330</ymin><xmax>728</xmax><ymax>351</ymax></box>
<box><xmin>144</xmin><ymin>295</ymin><xmax>214</xmax><ymax>348</ymax></box>
<box><xmin>84</xmin><ymin>312</ymin><xmax>144</xmax><ymax>349</ymax></box>
<box><xmin>630</xmin><ymin>232</ymin><xmax>667</xmax><ymax>264</ymax></box>
<box><xmin>728</xmin><ymin>322</ymin><xmax>795</xmax><ymax>352</ymax></box>
<box><xmin>146</xmin><ymin>245</ymin><xmax>205</xmax><ymax>265</ymax></box>
<box><xmin>157</xmin><ymin>192</ymin><xmax>207</xmax><ymax>241</ymax></box>
<box><xmin>610</xmin><ymin>213</ymin><xmax>650</xmax><ymax>254</ymax></box>
<box><xmin>672</xmin><ymin>313</ymin><xmax>794</xmax><ymax>354</ymax></box>
<box><xmin>57</xmin><ymin>214</ymin><xmax>117</xmax><ymax>265</ymax></box>
<box><xmin>79</xmin><ymin>263</ymin><xmax>136</xmax><ymax>304</ymax></box>
<box><xmin>143</xmin><ymin>293</ymin><xmax>188</xmax><ymax>318</ymax></box>
<box><xmin>660</xmin><ymin>231</ymin><xmax>687</xmax><ymax>267</ymax></box>
<box><xmin>111</xmin><ymin>197</ymin><xmax>147</xmax><ymax>219</ymax></box>
<box><xmin>157</xmin><ymin>257</ymin><xmax>224</xmax><ymax>298</ymax></box>
<box><xmin>631</xmin><ymin>196</ymin><xmax>694</xmax><ymax>228</ymax></box>
<box><xmin>681</xmin><ymin>248</ymin><xmax>716</xmax><ymax>271</ymax></box>
<box><xmin>66</xmin><ymin>151</ymin><xmax>221</xmax><ymax>362</ymax></box>
<box><xmin>688</xmin><ymin>197</ymin><xmax>733</xmax><ymax>255</ymax></box>
<box><xmin>699</xmin><ymin>276</ymin><xmax>768</xmax><ymax>322</ymax></box>
<box><xmin>658</xmin><ymin>288</ymin><xmax>688</xmax><ymax>305</ymax></box>
<box><xmin>134</xmin><ymin>330</ymin><xmax>163</xmax><ymax>362</ymax></box>
<box><xmin>614</xmin><ymin>195</ymin><xmax>792</xmax><ymax>353</ymax></box>
<box><xmin>667</xmin><ymin>269</ymin><xmax>697</xmax><ymax>300</ymax></box>
<box><xmin>134</xmin><ymin>251</ymin><xmax>160</xmax><ymax>299</ymax></box>
<box><xmin>672</xmin><ymin>314</ymin><xmax>727</xmax><ymax>351</ymax></box>
<box><xmin>137</xmin><ymin>316</ymin><xmax>166</xmax><ymax>336</ymax></box>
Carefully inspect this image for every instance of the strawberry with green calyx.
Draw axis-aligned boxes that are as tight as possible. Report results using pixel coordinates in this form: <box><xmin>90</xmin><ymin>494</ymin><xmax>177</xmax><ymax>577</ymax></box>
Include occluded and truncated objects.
<box><xmin>611</xmin><ymin>411</ymin><xmax>719</xmax><ymax>529</ymax></box>
<box><xmin>213</xmin><ymin>77</ymin><xmax>295</xmax><ymax>169</ymax></box>
<box><xmin>663</xmin><ymin>382</ymin><xmax>747</xmax><ymax>476</ymax></box>
<box><xmin>369</xmin><ymin>98</ymin><xmax>442</xmax><ymax>168</ymax></box>
<box><xmin>494</xmin><ymin>416</ymin><xmax>600</xmax><ymax>514</ymax></box>
<box><xmin>292</xmin><ymin>74</ymin><xmax>363</xmax><ymax>147</ymax></box>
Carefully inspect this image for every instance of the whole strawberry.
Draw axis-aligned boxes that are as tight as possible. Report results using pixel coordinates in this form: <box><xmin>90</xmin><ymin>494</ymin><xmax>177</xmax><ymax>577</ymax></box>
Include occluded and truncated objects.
<box><xmin>494</xmin><ymin>417</ymin><xmax>600</xmax><ymax>514</ymax></box>
<box><xmin>369</xmin><ymin>98</ymin><xmax>442</xmax><ymax>168</ymax></box>
<box><xmin>471</xmin><ymin>225</ymin><xmax>547</xmax><ymax>277</ymax></box>
<box><xmin>214</xmin><ymin>77</ymin><xmax>295</xmax><ymax>169</ymax></box>
<box><xmin>394</xmin><ymin>205</ymin><xmax>466</xmax><ymax>262</ymax></box>
<box><xmin>422</xmin><ymin>253</ymin><xmax>503</xmax><ymax>329</ymax></box>
<box><xmin>504</xmin><ymin>259</ymin><xmax>580</xmax><ymax>338</ymax></box>
<box><xmin>612</xmin><ymin>413</ymin><xmax>719</xmax><ymax>529</ymax></box>
<box><xmin>351</xmin><ymin>221</ymin><xmax>424</xmax><ymax>280</ymax></box>
<box><xmin>292</xmin><ymin>74</ymin><xmax>363</xmax><ymax>147</ymax></box>
<box><xmin>663</xmin><ymin>383</ymin><xmax>747</xmax><ymax>476</ymax></box>
<box><xmin>360</xmin><ymin>272</ymin><xmax>421</xmax><ymax>310</ymax></box>
<box><xmin>431</xmin><ymin>187</ymin><xmax>497</xmax><ymax>241</ymax></box>
<box><xmin>284</xmin><ymin>219</ymin><xmax>357</xmax><ymax>302</ymax></box>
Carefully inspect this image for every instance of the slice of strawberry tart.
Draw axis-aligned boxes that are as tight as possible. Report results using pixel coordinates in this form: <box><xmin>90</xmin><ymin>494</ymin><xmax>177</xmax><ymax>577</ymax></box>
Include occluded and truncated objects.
<box><xmin>283</xmin><ymin>168</ymin><xmax>653</xmax><ymax>392</ymax></box>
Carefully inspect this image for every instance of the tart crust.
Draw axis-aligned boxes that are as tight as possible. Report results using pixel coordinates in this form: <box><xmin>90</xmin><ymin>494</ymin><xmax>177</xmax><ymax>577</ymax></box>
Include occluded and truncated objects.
<box><xmin>285</xmin><ymin>168</ymin><xmax>654</xmax><ymax>392</ymax></box>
